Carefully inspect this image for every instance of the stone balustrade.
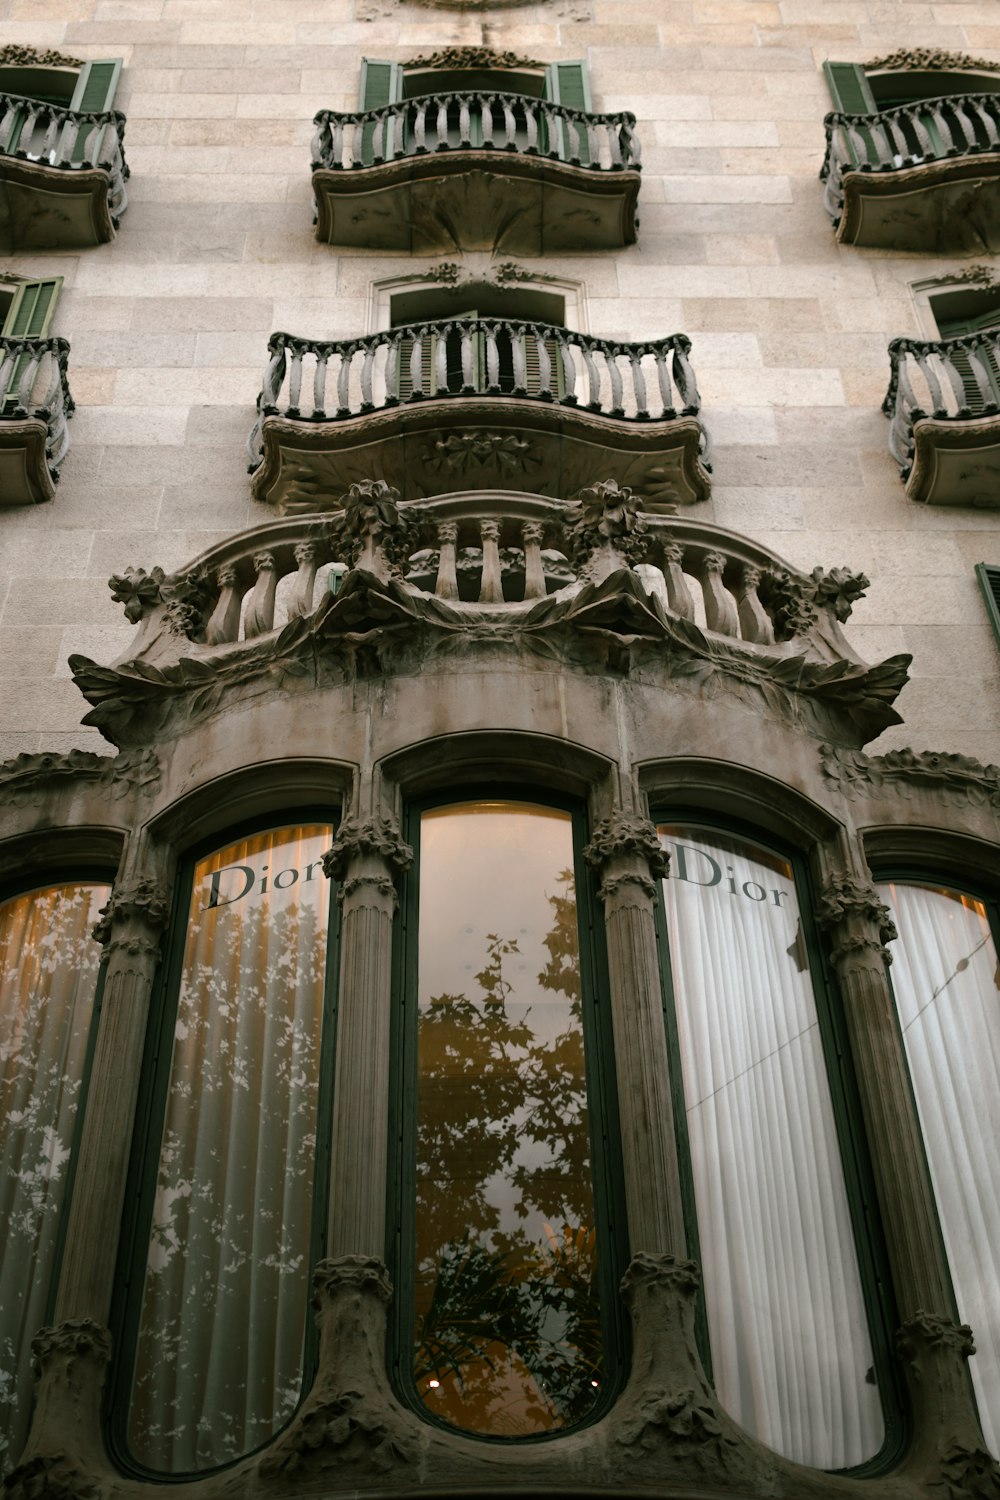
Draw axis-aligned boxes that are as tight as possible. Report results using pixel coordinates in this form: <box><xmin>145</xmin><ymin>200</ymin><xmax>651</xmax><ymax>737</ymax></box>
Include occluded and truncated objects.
<box><xmin>312</xmin><ymin>93</ymin><xmax>641</xmax><ymax>175</ymax></box>
<box><xmin>0</xmin><ymin>335</ymin><xmax>74</xmax><ymax>504</ymax></box>
<box><xmin>882</xmin><ymin>331</ymin><xmax>1000</xmax><ymax>505</ymax></box>
<box><xmin>821</xmin><ymin>92</ymin><xmax>1000</xmax><ymax>250</ymax></box>
<box><xmin>0</xmin><ymin>91</ymin><xmax>129</xmax><ymax>226</ymax></box>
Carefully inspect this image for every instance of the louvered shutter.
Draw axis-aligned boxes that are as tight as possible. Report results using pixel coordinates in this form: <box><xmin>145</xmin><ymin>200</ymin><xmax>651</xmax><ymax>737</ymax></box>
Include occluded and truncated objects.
<box><xmin>976</xmin><ymin>564</ymin><xmax>1000</xmax><ymax>649</ymax></box>
<box><xmin>822</xmin><ymin>62</ymin><xmax>877</xmax><ymax>113</ymax></box>
<box><xmin>68</xmin><ymin>59</ymin><xmax>121</xmax><ymax>164</ymax></box>
<box><xmin>521</xmin><ymin>326</ymin><xmax>565</xmax><ymax>398</ymax></box>
<box><xmin>395</xmin><ymin>327</ymin><xmax>437</xmax><ymax>400</ymax></box>
<box><xmin>543</xmin><ymin>61</ymin><xmax>591</xmax><ymax>164</ymax></box>
<box><xmin>1</xmin><ymin>276</ymin><xmax>62</xmax><ymax>413</ymax></box>
<box><xmin>936</xmin><ymin>308</ymin><xmax>1000</xmax><ymax>414</ymax></box>
<box><xmin>360</xmin><ymin>59</ymin><xmax>402</xmax><ymax>166</ymax></box>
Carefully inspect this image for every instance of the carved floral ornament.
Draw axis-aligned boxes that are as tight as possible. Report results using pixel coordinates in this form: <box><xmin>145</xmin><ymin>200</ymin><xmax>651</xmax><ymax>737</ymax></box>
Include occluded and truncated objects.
<box><xmin>821</xmin><ymin>743</ymin><xmax>1000</xmax><ymax>813</ymax></box>
<box><xmin>0</xmin><ymin>746</ymin><xmax>160</xmax><ymax>807</ymax></box>
<box><xmin>866</xmin><ymin>48</ymin><xmax>1000</xmax><ymax>74</ymax></box>
<box><xmin>92</xmin><ymin>877</ymin><xmax>172</xmax><ymax>946</ymax></box>
<box><xmin>321</xmin><ymin>814</ymin><xmax>414</xmax><ymax>885</ymax></box>
<box><xmin>403</xmin><ymin>45</ymin><xmax>544</xmax><ymax>71</ymax></box>
<box><xmin>0</xmin><ymin>44</ymin><xmax>84</xmax><ymax>68</ymax></box>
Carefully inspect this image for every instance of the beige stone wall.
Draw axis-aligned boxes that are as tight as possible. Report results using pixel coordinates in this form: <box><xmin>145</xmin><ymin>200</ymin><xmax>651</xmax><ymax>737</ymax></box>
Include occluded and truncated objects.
<box><xmin>0</xmin><ymin>0</ymin><xmax>998</xmax><ymax>764</ymax></box>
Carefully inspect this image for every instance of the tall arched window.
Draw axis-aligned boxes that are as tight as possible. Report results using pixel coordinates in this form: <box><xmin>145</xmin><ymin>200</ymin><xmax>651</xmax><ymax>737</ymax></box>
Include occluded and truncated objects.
<box><xmin>0</xmin><ymin>879</ymin><xmax>109</xmax><ymax>1478</ymax></box>
<box><xmin>119</xmin><ymin>822</ymin><xmax>339</xmax><ymax>1475</ymax></box>
<box><xmin>393</xmin><ymin>799</ymin><xmax>624</xmax><ymax>1439</ymax></box>
<box><xmin>878</xmin><ymin>876</ymin><xmax>1000</xmax><ymax>1457</ymax></box>
<box><xmin>655</xmin><ymin>821</ymin><xmax>897</xmax><ymax>1471</ymax></box>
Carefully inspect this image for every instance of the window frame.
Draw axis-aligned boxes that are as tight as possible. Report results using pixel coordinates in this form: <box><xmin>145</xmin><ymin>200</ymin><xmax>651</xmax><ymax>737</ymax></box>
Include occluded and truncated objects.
<box><xmin>649</xmin><ymin>808</ymin><xmax>906</xmax><ymax>1475</ymax></box>
<box><xmin>107</xmin><ymin>810</ymin><xmax>343</xmax><ymax>1481</ymax></box>
<box><xmin>387</xmin><ymin>788</ymin><xmax>629</xmax><ymax>1442</ymax></box>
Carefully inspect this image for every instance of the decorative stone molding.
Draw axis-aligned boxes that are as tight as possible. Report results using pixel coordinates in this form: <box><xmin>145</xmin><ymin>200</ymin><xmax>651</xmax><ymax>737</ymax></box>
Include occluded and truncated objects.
<box><xmin>811</xmin><ymin>566</ymin><xmax>870</xmax><ymax>623</ymax></box>
<box><xmin>313</xmin><ymin>1255</ymin><xmax>393</xmax><ymax>1306</ymax></box>
<box><xmin>424</xmin><ymin>430</ymin><xmax>538</xmax><ymax>477</ymax></box>
<box><xmin>161</xmin><ymin>567</ymin><xmax>215</xmax><ymax>639</ymax></box>
<box><xmin>866</xmin><ymin>48</ymin><xmax>1000</xmax><ymax>74</ymax></box>
<box><xmin>404</xmin><ymin>46</ymin><xmax>544</xmax><ymax>70</ymax></box>
<box><xmin>758</xmin><ymin>565</ymin><xmax>868</xmax><ymax>640</ymax></box>
<box><xmin>933</xmin><ymin>1445</ymin><xmax>1000</xmax><ymax>1499</ymax></box>
<box><xmin>816</xmin><ymin>873</ymin><xmax>897</xmax><ymax>965</ymax></box>
<box><xmin>326</xmin><ymin>480</ymin><xmax>412</xmax><ymax>578</ymax></box>
<box><xmin>620</xmin><ymin>1250</ymin><xmax>701</xmax><ymax>1300</ymax></box>
<box><xmin>897</xmin><ymin>1311</ymin><xmax>976</xmax><ymax>1369</ymax></box>
<box><xmin>569</xmin><ymin>479</ymin><xmax>649</xmax><ymax>577</ymax></box>
<box><xmin>31</xmin><ymin>1320</ymin><xmax>112</xmax><ymax>1377</ymax></box>
<box><xmin>821</xmin><ymin>744</ymin><xmax>1000</xmax><ymax>813</ymax></box>
<box><xmin>2</xmin><ymin>1455</ymin><xmax>102</xmax><ymax>1500</ymax></box>
<box><xmin>0</xmin><ymin>44</ymin><xmax>84</xmax><ymax>68</ymax></box>
<box><xmin>919</xmin><ymin>264</ymin><xmax>999</xmax><ymax>290</ymax></box>
<box><xmin>321</xmin><ymin>814</ymin><xmax>413</xmax><ymax>885</ymax></box>
<box><xmin>108</xmin><ymin>566</ymin><xmax>166</xmax><ymax>624</ymax></box>
<box><xmin>260</xmin><ymin>1390</ymin><xmax>410</xmax><ymax>1478</ymax></box>
<box><xmin>92</xmin><ymin>877</ymin><xmax>171</xmax><ymax>949</ymax></box>
<box><xmin>617</xmin><ymin>1386</ymin><xmax>739</xmax><ymax>1463</ymax></box>
<box><xmin>0</xmin><ymin>747</ymin><xmax>159</xmax><ymax>807</ymax></box>
<box><xmin>584</xmin><ymin>809</ymin><xmax>668</xmax><ymax>886</ymax></box>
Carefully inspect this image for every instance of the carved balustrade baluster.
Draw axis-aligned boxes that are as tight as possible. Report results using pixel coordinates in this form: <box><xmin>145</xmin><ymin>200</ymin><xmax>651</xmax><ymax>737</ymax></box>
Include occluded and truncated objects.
<box><xmin>41</xmin><ymin>110</ymin><xmax>60</xmax><ymax>158</ymax></box>
<box><xmin>939</xmin><ymin>100</ymin><xmax>967</xmax><ymax>155</ymax></box>
<box><xmin>736</xmin><ymin>563</ymin><xmax>774</xmax><ymax>645</ymax></box>
<box><xmin>385</xmin><ymin>333</ymin><xmax>401</xmax><ymax>404</ymax></box>
<box><xmin>243</xmin><ymin>551</ymin><xmax>278</xmax><ymax>638</ymax></box>
<box><xmin>654</xmin><ymin>349</ymin><xmax>675</xmax><ymax>417</ymax></box>
<box><xmin>206</xmin><ymin>563</ymin><xmax>243</xmax><ymax>645</ymax></box>
<box><xmin>536</xmin><ymin>329</ymin><xmax>553</xmax><ymax>397</ymax></box>
<box><xmin>435</xmin><ymin>99</ymin><xmax>448</xmax><ymax>150</ymax></box>
<box><xmin>0</xmin><ymin>101</ymin><xmax>19</xmax><ymax>148</ymax></box>
<box><xmin>521</xmin><ymin>521</ymin><xmax>547</xmax><ymax>600</ymax></box>
<box><xmin>410</xmin><ymin>333</ymin><xmax>425</xmax><ymax>397</ymax></box>
<box><xmin>502</xmin><ymin>98</ymin><xmax>517</xmax><ymax>150</ymax></box>
<box><xmin>630</xmin><ymin>351</ymin><xmax>649</xmax><ymax>417</ymax></box>
<box><xmin>313</xmin><ymin>349</ymin><xmax>329</xmax><ymax>419</ymax></box>
<box><xmin>435</xmin><ymin>521</ymin><xmax>459</xmax><ymax>600</ymax></box>
<box><xmin>562</xmin><ymin>337</ymin><xmax>577</xmax><ymax>402</ymax></box>
<box><xmin>360</xmin><ymin>342</ymin><xmax>376</xmax><ymax>411</ymax></box>
<box><xmin>481</xmin><ymin>95</ymin><xmax>494</xmax><ymax>147</ymax></box>
<box><xmin>331</xmin><ymin>117</ymin><xmax>343</xmax><ymax>166</ymax></box>
<box><xmin>511</xmin><ymin>329</ymin><xmax>527</xmax><ymax>391</ymax></box>
<box><xmin>566</xmin><ymin>113</ymin><xmax>582</xmax><ymax>162</ymax></box>
<box><xmin>525</xmin><ymin>101</ymin><xmax>539</xmax><ymax>153</ymax></box>
<box><xmin>907</xmin><ymin>107</ymin><xmax>935</xmax><ymax>160</ymax></box>
<box><xmin>289</xmin><ymin>541</ymin><xmax>320</xmax><ymax>619</ymax></box>
<box><xmin>413</xmin><ymin>100</ymin><xmax>426</xmax><ymax>154</ymax></box>
<box><xmin>661</xmin><ymin>540</ymin><xmax>695</xmax><ymax>620</ymax></box>
<box><xmin>608</xmin><ymin>350</ymin><xmax>624</xmax><ymax>415</ymax></box>
<box><xmin>479</xmin><ymin>518</ymin><xmax>504</xmax><ymax>603</ymax></box>
<box><xmin>458</xmin><ymin>96</ymin><xmax>471</xmax><ymax>145</ymax></box>
<box><xmin>672</xmin><ymin>342</ymin><xmax>700</xmax><ymax>411</ymax></box>
<box><xmin>287</xmin><ymin>344</ymin><xmax>303</xmax><ymax>416</ymax></box>
<box><xmin>485</xmin><ymin>325</ymin><xmax>500</xmax><ymax>391</ymax></box>
<box><xmin>336</xmin><ymin>346</ymin><xmax>352</xmax><ymax>414</ymax></box>
<box><xmin>460</xmin><ymin>323</ymin><xmax>475</xmax><ymax>391</ymax></box>
<box><xmin>262</xmin><ymin>341</ymin><xmax>286</xmax><ymax>409</ymax></box>
<box><xmin>968</xmin><ymin>339</ymin><xmax>996</xmax><ymax>410</ymax></box>
<box><xmin>585</xmin><ymin>118</ymin><xmax>598</xmax><ymax>165</ymax></box>
<box><xmin>700</xmin><ymin>551</ymin><xmax>739</xmax><ymax>636</ymax></box>
<box><xmin>919</xmin><ymin>347</ymin><xmax>946</xmax><ymax>415</ymax></box>
<box><xmin>58</xmin><ymin>115</ymin><xmax>79</xmax><ymax>162</ymax></box>
<box><xmin>582</xmin><ymin>341</ymin><xmax>601</xmax><ymax>408</ymax></box>
<box><xmin>434</xmin><ymin>329</ymin><xmax>448</xmax><ymax>392</ymax></box>
<box><xmin>845</xmin><ymin>118</ymin><xmax>875</xmax><ymax>168</ymax></box>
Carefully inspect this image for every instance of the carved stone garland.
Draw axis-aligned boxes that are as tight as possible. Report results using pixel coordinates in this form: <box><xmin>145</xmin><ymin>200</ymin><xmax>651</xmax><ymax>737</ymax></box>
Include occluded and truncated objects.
<box><xmin>404</xmin><ymin>45</ymin><xmax>544</xmax><ymax>71</ymax></box>
<box><xmin>820</xmin><ymin>743</ymin><xmax>1000</xmax><ymax>814</ymax></box>
<box><xmin>866</xmin><ymin>48</ymin><xmax>1000</xmax><ymax>75</ymax></box>
<box><xmin>0</xmin><ymin>44</ymin><xmax>84</xmax><ymax>69</ymax></box>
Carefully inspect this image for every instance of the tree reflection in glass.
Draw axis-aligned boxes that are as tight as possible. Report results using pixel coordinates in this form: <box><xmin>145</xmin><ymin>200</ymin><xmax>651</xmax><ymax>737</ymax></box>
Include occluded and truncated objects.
<box><xmin>413</xmin><ymin>802</ymin><xmax>601</xmax><ymax>1437</ymax></box>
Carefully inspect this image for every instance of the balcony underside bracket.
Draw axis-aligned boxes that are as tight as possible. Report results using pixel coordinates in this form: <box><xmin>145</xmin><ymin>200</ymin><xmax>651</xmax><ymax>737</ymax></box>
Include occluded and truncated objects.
<box><xmin>0</xmin><ymin>158</ymin><xmax>115</xmax><ymax>251</ymax></box>
<box><xmin>907</xmin><ymin>413</ymin><xmax>1000</xmax><ymax>506</ymax></box>
<box><xmin>837</xmin><ymin>154</ymin><xmax>1000</xmax><ymax>252</ymax></box>
<box><xmin>0</xmin><ymin>418</ymin><xmax>57</xmax><ymax>505</ymax></box>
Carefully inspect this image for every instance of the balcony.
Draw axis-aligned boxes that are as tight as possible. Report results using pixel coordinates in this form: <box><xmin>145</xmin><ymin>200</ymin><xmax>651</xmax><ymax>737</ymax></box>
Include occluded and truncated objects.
<box><xmin>247</xmin><ymin>321</ymin><xmax>710</xmax><ymax>514</ymax></box>
<box><xmin>0</xmin><ymin>335</ymin><xmax>74</xmax><ymax>504</ymax></box>
<box><xmin>311</xmin><ymin>93</ymin><xmax>641</xmax><ymax>253</ymax></box>
<box><xmin>0</xmin><ymin>92</ymin><xmax>128</xmax><ymax>250</ymax></box>
<box><xmin>884</xmin><ymin>331</ymin><xmax>1000</xmax><ymax>506</ymax></box>
<box><xmin>821</xmin><ymin>92</ymin><xmax>1000</xmax><ymax>251</ymax></box>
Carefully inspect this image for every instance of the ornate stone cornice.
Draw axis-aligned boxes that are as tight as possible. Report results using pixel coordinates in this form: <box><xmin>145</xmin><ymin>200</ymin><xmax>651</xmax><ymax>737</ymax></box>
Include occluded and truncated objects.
<box><xmin>404</xmin><ymin>45</ymin><xmax>544</xmax><ymax>71</ymax></box>
<box><xmin>821</xmin><ymin>744</ymin><xmax>1000</xmax><ymax>813</ymax></box>
<box><xmin>321</xmin><ymin>815</ymin><xmax>413</xmax><ymax>884</ymax></box>
<box><xmin>0</xmin><ymin>44</ymin><xmax>84</xmax><ymax>68</ymax></box>
<box><xmin>92</xmin><ymin>878</ymin><xmax>171</xmax><ymax>947</ymax></box>
<box><xmin>620</xmin><ymin>1252</ymin><xmax>701</xmax><ymax>1302</ymax></box>
<box><xmin>584</xmin><ymin>810</ymin><xmax>669</xmax><ymax>879</ymax></box>
<box><xmin>0</xmin><ymin>747</ymin><xmax>160</xmax><ymax>808</ymax></box>
<box><xmin>866</xmin><ymin>48</ymin><xmax>1000</xmax><ymax>74</ymax></box>
<box><xmin>313</xmin><ymin>1255</ymin><xmax>393</xmax><ymax>1305</ymax></box>
<box><xmin>31</xmin><ymin>1319</ymin><xmax>112</xmax><ymax>1376</ymax></box>
<box><xmin>816</xmin><ymin>873</ymin><xmax>896</xmax><ymax>965</ymax></box>
<box><xmin>897</xmin><ymin>1310</ymin><xmax>975</xmax><ymax>1368</ymax></box>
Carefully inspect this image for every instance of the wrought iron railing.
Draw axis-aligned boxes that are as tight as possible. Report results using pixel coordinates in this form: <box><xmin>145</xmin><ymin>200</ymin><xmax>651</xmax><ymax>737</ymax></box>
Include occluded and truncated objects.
<box><xmin>0</xmin><ymin>335</ymin><xmax>74</xmax><ymax>481</ymax></box>
<box><xmin>821</xmin><ymin>92</ymin><xmax>1000</xmax><ymax>223</ymax></box>
<box><xmin>248</xmin><ymin>321</ymin><xmax>702</xmax><ymax>471</ymax></box>
<box><xmin>883</xmin><ymin>330</ymin><xmax>1000</xmax><ymax>476</ymax></box>
<box><xmin>312</xmin><ymin>92</ymin><xmax>641</xmax><ymax>173</ymax></box>
<box><xmin>0</xmin><ymin>91</ymin><xmax>129</xmax><ymax>224</ymax></box>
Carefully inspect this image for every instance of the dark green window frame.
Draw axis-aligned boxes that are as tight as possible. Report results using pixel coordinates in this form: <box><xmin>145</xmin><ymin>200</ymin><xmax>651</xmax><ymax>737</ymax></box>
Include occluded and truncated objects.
<box><xmin>650</xmin><ymin>810</ymin><xmax>905</xmax><ymax>1475</ymax></box>
<box><xmin>0</xmin><ymin>275</ymin><xmax>63</xmax><ymax>415</ymax></box>
<box><xmin>976</xmin><ymin>563</ymin><xmax>1000</xmax><ymax>648</ymax></box>
<box><xmin>388</xmin><ymin>790</ymin><xmax>629</xmax><ymax>1442</ymax></box>
<box><xmin>107</xmin><ymin>811</ymin><xmax>342</xmax><ymax>1481</ymax></box>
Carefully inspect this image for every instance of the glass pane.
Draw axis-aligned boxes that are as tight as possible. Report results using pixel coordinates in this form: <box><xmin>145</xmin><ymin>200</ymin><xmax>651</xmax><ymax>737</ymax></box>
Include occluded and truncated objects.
<box><xmin>414</xmin><ymin>802</ymin><xmax>601</xmax><ymax>1437</ymax></box>
<box><xmin>659</xmin><ymin>826</ymin><xmax>884</xmax><ymax>1469</ymax></box>
<box><xmin>128</xmin><ymin>825</ymin><xmax>333</xmax><ymax>1473</ymax></box>
<box><xmin>879</xmin><ymin>880</ymin><xmax>1000</xmax><ymax>1457</ymax></box>
<box><xmin>0</xmin><ymin>882</ymin><xmax>108</xmax><ymax>1479</ymax></box>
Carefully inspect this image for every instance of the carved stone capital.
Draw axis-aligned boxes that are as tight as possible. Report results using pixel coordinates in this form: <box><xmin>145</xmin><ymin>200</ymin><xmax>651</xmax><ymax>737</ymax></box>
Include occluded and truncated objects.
<box><xmin>816</xmin><ymin>873</ymin><xmax>896</xmax><ymax>966</ymax></box>
<box><xmin>479</xmin><ymin>518</ymin><xmax>501</xmax><ymax>543</ymax></box>
<box><xmin>322</xmin><ymin>815</ymin><xmax>413</xmax><ymax>885</ymax></box>
<box><xmin>253</xmin><ymin>550</ymin><xmax>277</xmax><ymax>574</ymax></box>
<box><xmin>216</xmin><ymin>562</ymin><xmax>239</xmax><ymax>588</ymax></box>
<box><xmin>337</xmin><ymin>873</ymin><xmax>398</xmax><ymax>905</ymax></box>
<box><xmin>897</xmin><ymin>1311</ymin><xmax>976</xmax><ymax>1369</ymax></box>
<box><xmin>92</xmin><ymin>878</ymin><xmax>171</xmax><ymax>948</ymax></box>
<box><xmin>31</xmin><ymin>1319</ymin><xmax>112</xmax><ymax>1378</ymax></box>
<box><xmin>436</xmin><ymin>520</ymin><xmax>458</xmax><ymax>545</ymax></box>
<box><xmin>522</xmin><ymin>520</ymin><xmax>544</xmax><ymax>546</ymax></box>
<box><xmin>108</xmin><ymin>565</ymin><xmax>166</xmax><ymax>624</ymax></box>
<box><xmin>702</xmin><ymin>549</ymin><xmax>727</xmax><ymax>577</ymax></box>
<box><xmin>294</xmin><ymin>539</ymin><xmax>320</xmax><ymax>566</ymax></box>
<box><xmin>597</xmin><ymin>870</ymin><xmax>658</xmax><ymax>902</ymax></box>
<box><xmin>621</xmin><ymin>1251</ymin><xmax>701</xmax><ymax>1303</ymax></box>
<box><xmin>584</xmin><ymin>811</ymin><xmax>669</xmax><ymax>881</ymax></box>
<box><xmin>313</xmin><ymin>1255</ymin><xmax>392</xmax><ymax>1307</ymax></box>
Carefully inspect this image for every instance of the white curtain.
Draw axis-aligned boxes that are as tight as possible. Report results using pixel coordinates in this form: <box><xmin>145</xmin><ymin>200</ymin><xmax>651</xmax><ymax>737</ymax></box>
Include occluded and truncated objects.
<box><xmin>0</xmin><ymin>883</ymin><xmax>108</xmax><ymax>1479</ymax></box>
<box><xmin>880</xmin><ymin>880</ymin><xmax>1000</xmax><ymax>1457</ymax></box>
<box><xmin>660</xmin><ymin>827</ymin><xmax>884</xmax><ymax>1470</ymax></box>
<box><xmin>128</xmin><ymin>825</ymin><xmax>332</xmax><ymax>1473</ymax></box>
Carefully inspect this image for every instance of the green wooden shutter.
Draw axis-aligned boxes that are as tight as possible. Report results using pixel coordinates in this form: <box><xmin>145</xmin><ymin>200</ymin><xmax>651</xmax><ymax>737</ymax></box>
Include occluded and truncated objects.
<box><xmin>822</xmin><ymin>62</ymin><xmax>877</xmax><ymax>113</ymax></box>
<box><xmin>68</xmin><ymin>58</ymin><xmax>121</xmax><ymax>165</ymax></box>
<box><xmin>360</xmin><ymin>59</ymin><xmax>402</xmax><ymax>165</ymax></box>
<box><xmin>522</xmin><ymin>328</ymin><xmax>565</xmax><ymax>397</ymax></box>
<box><xmin>396</xmin><ymin>326</ymin><xmax>439</xmax><ymax>399</ymax></box>
<box><xmin>975</xmin><ymin>563</ymin><xmax>1000</xmax><ymax>649</ymax></box>
<box><xmin>936</xmin><ymin>307</ymin><xmax>1000</xmax><ymax>413</ymax></box>
<box><xmin>1</xmin><ymin>276</ymin><xmax>62</xmax><ymax>412</ymax></box>
<box><xmin>543</xmin><ymin>61</ymin><xmax>591</xmax><ymax>163</ymax></box>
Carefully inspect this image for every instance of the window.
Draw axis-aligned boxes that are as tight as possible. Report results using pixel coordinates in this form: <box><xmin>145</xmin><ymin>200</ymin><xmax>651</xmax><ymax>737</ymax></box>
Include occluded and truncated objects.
<box><xmin>116</xmin><ymin>823</ymin><xmax>339</xmax><ymax>1476</ymax></box>
<box><xmin>0</xmin><ymin>880</ymin><xmax>110</xmax><ymax>1479</ymax></box>
<box><xmin>392</xmin><ymin>799</ymin><xmax>624</xmax><ymax>1439</ymax></box>
<box><xmin>655</xmin><ymin>822</ymin><xmax>898</xmax><ymax>1471</ymax></box>
<box><xmin>0</xmin><ymin>275</ymin><xmax>62</xmax><ymax>414</ymax></box>
<box><xmin>390</xmin><ymin>283</ymin><xmax>566</xmax><ymax>400</ymax></box>
<box><xmin>823</xmin><ymin>60</ymin><xmax>1000</xmax><ymax>166</ymax></box>
<box><xmin>977</xmin><ymin>563</ymin><xmax>1000</xmax><ymax>647</ymax></box>
<box><xmin>877</xmin><ymin>877</ymin><xmax>1000</xmax><ymax>1457</ymax></box>
<box><xmin>0</xmin><ymin>59</ymin><xmax>121</xmax><ymax>161</ymax></box>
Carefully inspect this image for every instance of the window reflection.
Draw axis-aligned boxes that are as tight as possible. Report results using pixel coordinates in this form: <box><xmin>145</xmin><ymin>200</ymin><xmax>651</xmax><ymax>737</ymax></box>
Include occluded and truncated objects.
<box><xmin>413</xmin><ymin>802</ymin><xmax>602</xmax><ymax>1437</ymax></box>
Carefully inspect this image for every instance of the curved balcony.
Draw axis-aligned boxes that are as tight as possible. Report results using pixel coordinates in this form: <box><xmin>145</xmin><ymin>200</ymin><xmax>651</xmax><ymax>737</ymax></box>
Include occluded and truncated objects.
<box><xmin>0</xmin><ymin>335</ymin><xmax>74</xmax><ymax>504</ymax></box>
<box><xmin>884</xmin><ymin>331</ymin><xmax>1000</xmax><ymax>506</ymax></box>
<box><xmin>248</xmin><ymin>321</ymin><xmax>710</xmax><ymax>515</ymax></box>
<box><xmin>0</xmin><ymin>92</ymin><xmax>128</xmax><ymax>250</ymax></box>
<box><xmin>311</xmin><ymin>93</ymin><xmax>640</xmax><ymax>253</ymax></box>
<box><xmin>821</xmin><ymin>93</ymin><xmax>1000</xmax><ymax>251</ymax></box>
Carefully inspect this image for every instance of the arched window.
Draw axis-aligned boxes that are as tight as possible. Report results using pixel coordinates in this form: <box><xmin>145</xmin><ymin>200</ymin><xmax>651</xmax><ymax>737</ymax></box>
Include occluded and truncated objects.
<box><xmin>0</xmin><ymin>879</ymin><xmax>110</xmax><ymax>1478</ymax></box>
<box><xmin>878</xmin><ymin>875</ymin><xmax>1000</xmax><ymax>1457</ymax></box>
<box><xmin>118</xmin><ymin>821</ymin><xmax>339</xmax><ymax>1475</ymax></box>
<box><xmin>392</xmin><ymin>798</ymin><xmax>625</xmax><ymax>1438</ymax></box>
<box><xmin>655</xmin><ymin>820</ymin><xmax>898</xmax><ymax>1471</ymax></box>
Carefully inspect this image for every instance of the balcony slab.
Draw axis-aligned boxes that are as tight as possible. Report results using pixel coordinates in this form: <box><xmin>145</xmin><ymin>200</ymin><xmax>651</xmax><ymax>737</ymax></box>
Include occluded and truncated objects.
<box><xmin>0</xmin><ymin>157</ymin><xmax>116</xmax><ymax>251</ymax></box>
<box><xmin>250</xmin><ymin>398</ymin><xmax>708</xmax><ymax>514</ymax></box>
<box><xmin>0</xmin><ymin>417</ymin><xmax>57</xmax><ymax>505</ymax></box>
<box><xmin>907</xmin><ymin>413</ymin><xmax>1000</xmax><ymax>507</ymax></box>
<box><xmin>836</xmin><ymin>154</ymin><xmax>1000</xmax><ymax>254</ymax></box>
<box><xmin>313</xmin><ymin>151</ymin><xmax>640</xmax><ymax>254</ymax></box>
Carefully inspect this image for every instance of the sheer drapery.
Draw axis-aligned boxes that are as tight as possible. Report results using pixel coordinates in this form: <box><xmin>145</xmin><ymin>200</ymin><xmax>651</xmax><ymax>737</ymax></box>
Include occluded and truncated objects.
<box><xmin>0</xmin><ymin>883</ymin><xmax>108</xmax><ymax>1479</ymax></box>
<box><xmin>128</xmin><ymin>825</ymin><xmax>333</xmax><ymax>1474</ymax></box>
<box><xmin>659</xmin><ymin>826</ymin><xmax>884</xmax><ymax>1470</ymax></box>
<box><xmin>879</xmin><ymin>880</ymin><xmax>1000</xmax><ymax>1457</ymax></box>
<box><xmin>413</xmin><ymin>802</ymin><xmax>601</xmax><ymax>1437</ymax></box>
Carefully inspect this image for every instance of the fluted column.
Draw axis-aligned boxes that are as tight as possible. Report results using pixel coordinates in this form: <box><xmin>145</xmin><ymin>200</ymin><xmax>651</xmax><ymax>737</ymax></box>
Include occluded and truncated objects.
<box><xmin>54</xmin><ymin>877</ymin><xmax>170</xmax><ymax>1325</ymax></box>
<box><xmin>817</xmin><ymin>872</ymin><xmax>993</xmax><ymax>1480</ymax></box>
<box><xmin>322</xmin><ymin>814</ymin><xmax>413</xmax><ymax>1259</ymax></box>
<box><xmin>584</xmin><ymin>810</ymin><xmax>685</xmax><ymax>1256</ymax></box>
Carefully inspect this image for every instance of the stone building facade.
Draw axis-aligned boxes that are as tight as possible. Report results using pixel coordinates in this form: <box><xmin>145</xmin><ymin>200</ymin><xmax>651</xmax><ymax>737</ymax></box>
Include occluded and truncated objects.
<box><xmin>1</xmin><ymin>1</ymin><xmax>999</xmax><ymax>1499</ymax></box>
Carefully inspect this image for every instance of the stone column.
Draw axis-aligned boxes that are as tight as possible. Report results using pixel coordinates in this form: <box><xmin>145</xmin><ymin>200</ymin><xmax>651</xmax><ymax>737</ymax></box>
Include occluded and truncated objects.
<box><xmin>5</xmin><ymin>1323</ymin><xmax>113</xmax><ymax>1497</ymax></box>
<box><xmin>584</xmin><ymin>810</ymin><xmax>685</xmax><ymax>1256</ymax></box>
<box><xmin>54</xmin><ymin>876</ymin><xmax>170</xmax><ymax>1326</ymax></box>
<box><xmin>817</xmin><ymin>872</ymin><xmax>994</xmax><ymax>1484</ymax></box>
<box><xmin>322</xmin><ymin>814</ymin><xmax>413</xmax><ymax>1260</ymax></box>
